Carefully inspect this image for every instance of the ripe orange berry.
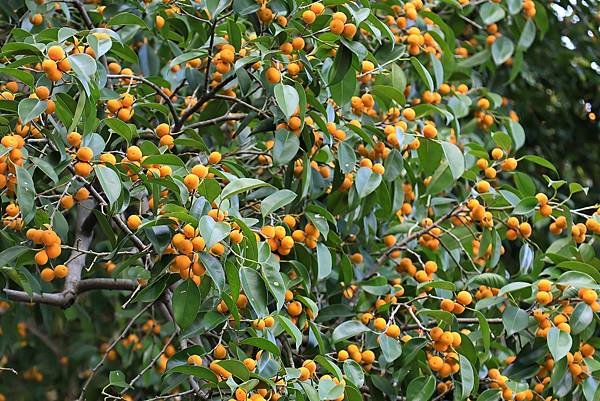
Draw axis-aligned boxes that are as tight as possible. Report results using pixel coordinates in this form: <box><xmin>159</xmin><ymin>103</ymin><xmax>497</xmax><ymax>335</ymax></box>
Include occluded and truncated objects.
<box><xmin>266</xmin><ymin>67</ymin><xmax>281</xmax><ymax>84</ymax></box>
<box><xmin>54</xmin><ymin>264</ymin><xmax>68</xmax><ymax>279</ymax></box>
<box><xmin>183</xmin><ymin>174</ymin><xmax>200</xmax><ymax>190</ymax></box>
<box><xmin>537</xmin><ymin>279</ymin><xmax>552</xmax><ymax>292</ymax></box>
<box><xmin>127</xmin><ymin>215</ymin><xmax>142</xmax><ymax>230</ymax></box>
<box><xmin>40</xmin><ymin>267</ymin><xmax>55</xmax><ymax>282</ymax></box>
<box><xmin>536</xmin><ymin>291</ymin><xmax>552</xmax><ymax>305</ymax></box>
<box><xmin>475</xmin><ymin>180</ymin><xmax>490</xmax><ymax>193</ymax></box>
<box><xmin>76</xmin><ymin>147</ymin><xmax>93</xmax><ymax>162</ymax></box>
<box><xmin>302</xmin><ymin>10</ymin><xmax>316</xmax><ymax>24</ymax></box>
<box><xmin>582</xmin><ymin>289</ymin><xmax>598</xmax><ymax>305</ymax></box>
<box><xmin>187</xmin><ymin>354</ymin><xmax>202</xmax><ymax>366</ymax></box>
<box><xmin>60</xmin><ymin>195</ymin><xmax>75</xmax><ymax>209</ymax></box>
<box><xmin>47</xmin><ymin>45</ymin><xmax>65</xmax><ymax>61</ymax></box>
<box><xmin>67</xmin><ymin>131</ymin><xmax>82</xmax><ymax>147</ymax></box>
<box><xmin>214</xmin><ymin>343</ymin><xmax>227</xmax><ymax>359</ymax></box>
<box><xmin>74</xmin><ymin>162</ymin><xmax>93</xmax><ymax>177</ymax></box>
<box><xmin>35</xmin><ymin>86</ymin><xmax>50</xmax><ymax>100</ymax></box>
<box><xmin>208</xmin><ymin>151</ymin><xmax>222</xmax><ymax>164</ymax></box>
<box><xmin>126</xmin><ymin>146</ymin><xmax>142</xmax><ymax>161</ymax></box>
<box><xmin>35</xmin><ymin>250</ymin><xmax>49</xmax><ymax>265</ymax></box>
<box><xmin>385</xmin><ymin>324</ymin><xmax>400</xmax><ymax>338</ymax></box>
<box><xmin>287</xmin><ymin>300</ymin><xmax>303</xmax><ymax>317</ymax></box>
<box><xmin>456</xmin><ymin>291</ymin><xmax>472</xmax><ymax>306</ymax></box>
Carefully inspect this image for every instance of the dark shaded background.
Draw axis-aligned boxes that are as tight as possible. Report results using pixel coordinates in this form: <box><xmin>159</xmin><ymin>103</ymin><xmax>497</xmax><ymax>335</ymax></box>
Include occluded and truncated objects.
<box><xmin>506</xmin><ymin>0</ymin><xmax>600</xmax><ymax>201</ymax></box>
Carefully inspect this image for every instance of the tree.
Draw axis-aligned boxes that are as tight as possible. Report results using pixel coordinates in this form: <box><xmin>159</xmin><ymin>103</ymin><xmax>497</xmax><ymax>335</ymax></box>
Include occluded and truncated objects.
<box><xmin>0</xmin><ymin>0</ymin><xmax>598</xmax><ymax>400</ymax></box>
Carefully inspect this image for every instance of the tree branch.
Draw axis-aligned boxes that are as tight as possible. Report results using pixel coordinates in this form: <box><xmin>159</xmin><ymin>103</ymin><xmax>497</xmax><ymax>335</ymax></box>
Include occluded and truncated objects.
<box><xmin>180</xmin><ymin>112</ymin><xmax>247</xmax><ymax>131</ymax></box>
<box><xmin>3</xmin><ymin>278</ymin><xmax>137</xmax><ymax>307</ymax></box>
<box><xmin>173</xmin><ymin>73</ymin><xmax>237</xmax><ymax>133</ymax></box>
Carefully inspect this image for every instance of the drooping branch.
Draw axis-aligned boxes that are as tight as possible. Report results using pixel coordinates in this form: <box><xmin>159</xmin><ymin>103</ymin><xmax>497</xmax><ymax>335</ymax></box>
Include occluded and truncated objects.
<box><xmin>3</xmin><ymin>203</ymin><xmax>137</xmax><ymax>307</ymax></box>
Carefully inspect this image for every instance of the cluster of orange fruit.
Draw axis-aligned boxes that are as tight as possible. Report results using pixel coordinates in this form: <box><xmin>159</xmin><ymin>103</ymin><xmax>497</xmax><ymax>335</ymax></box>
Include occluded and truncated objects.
<box><xmin>337</xmin><ymin>343</ymin><xmax>377</xmax><ymax>370</ymax></box>
<box><xmin>395</xmin><ymin>258</ymin><xmax>439</xmax><ymax>284</ymax></box>
<box><xmin>60</xmin><ymin>187</ymin><xmax>90</xmax><ymax>209</ymax></box>
<box><xmin>260</xmin><ymin>224</ymin><xmax>296</xmax><ymax>256</ymax></box>
<box><xmin>417</xmin><ymin>218</ymin><xmax>442</xmax><ymax>251</ymax></box>
<box><xmin>488</xmin><ymin>368</ymin><xmax>530</xmax><ymax>400</ymax></box>
<box><xmin>2</xmin><ymin>203</ymin><xmax>23</xmax><ymax>231</ymax></box>
<box><xmin>25</xmin><ymin>227</ymin><xmax>68</xmax><ymax>281</ymax></box>
<box><xmin>0</xmin><ymin>134</ymin><xmax>26</xmax><ymax>193</ymax></box>
<box><xmin>439</xmin><ymin>291</ymin><xmax>473</xmax><ymax>314</ymax></box>
<box><xmin>537</xmin><ymin>344</ymin><xmax>595</xmax><ymax>388</ymax></box>
<box><xmin>106</xmin><ymin>92</ymin><xmax>135</xmax><ymax>122</ymax></box>
<box><xmin>41</xmin><ymin>46</ymin><xmax>71</xmax><ymax>82</ymax></box>
<box><xmin>535</xmin><ymin>278</ymin><xmax>600</xmax><ymax>311</ymax></box>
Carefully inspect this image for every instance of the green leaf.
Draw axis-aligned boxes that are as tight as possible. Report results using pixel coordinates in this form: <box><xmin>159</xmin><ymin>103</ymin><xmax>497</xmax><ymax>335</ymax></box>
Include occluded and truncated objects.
<box><xmin>169</xmin><ymin>51</ymin><xmax>208</xmax><ymax>68</ymax></box>
<box><xmin>512</xmin><ymin>196</ymin><xmax>538</xmax><ymax>215</ymax></box>
<box><xmin>109</xmin><ymin>370</ymin><xmax>129</xmax><ymax>388</ymax></box>
<box><xmin>68</xmin><ymin>53</ymin><xmax>97</xmax><ymax>79</ymax></box>
<box><xmin>492</xmin><ymin>37</ymin><xmax>514</xmax><ymax>65</ymax></box>
<box><xmin>261</xmin><ymin>189</ymin><xmax>296</xmax><ymax>217</ymax></box>
<box><xmin>570</xmin><ymin>303</ymin><xmax>593</xmax><ymax>335</ymax></box>
<box><xmin>507</xmin><ymin>120</ymin><xmax>525</xmax><ymax>150</ymax></box>
<box><xmin>502</xmin><ymin>305</ymin><xmax>529</xmax><ymax>336</ymax></box>
<box><xmin>0</xmin><ymin>246</ymin><xmax>29</xmax><ymax>267</ymax></box>
<box><xmin>441</xmin><ymin>141</ymin><xmax>464</xmax><ymax>180</ymax></box>
<box><xmin>498</xmin><ymin>282</ymin><xmax>531</xmax><ymax>296</ymax></box>
<box><xmin>557</xmin><ymin>271</ymin><xmax>598</xmax><ymax>288</ymax></box>
<box><xmin>355</xmin><ymin>167</ymin><xmax>381</xmax><ymax>198</ymax></box>
<box><xmin>165</xmin><ymin>365</ymin><xmax>218</xmax><ymax>382</ymax></box>
<box><xmin>547</xmin><ymin>327</ymin><xmax>572</xmax><ymax>361</ymax></box>
<box><xmin>273</xmin><ymin>84</ymin><xmax>299</xmax><ymax>120</ymax></box>
<box><xmin>480</xmin><ymin>3</ymin><xmax>506</xmax><ymax>24</ymax></box>
<box><xmin>379</xmin><ymin>334</ymin><xmax>402</xmax><ymax>362</ymax></box>
<box><xmin>199</xmin><ymin>253</ymin><xmax>226</xmax><ymax>293</ymax></box>
<box><xmin>108</xmin><ymin>12</ymin><xmax>148</xmax><ymax>28</ymax></box>
<box><xmin>18</xmin><ymin>98</ymin><xmax>46</xmax><ymax>124</ymax></box>
<box><xmin>477</xmin><ymin>389</ymin><xmax>501</xmax><ymax>401</ymax></box>
<box><xmin>221</xmin><ymin>178</ymin><xmax>270</xmax><ymax>199</ymax></box>
<box><xmin>583</xmin><ymin>377</ymin><xmax>599</xmax><ymax>401</ymax></box>
<box><xmin>15</xmin><ymin>166</ymin><xmax>35</xmax><ymax>223</ymax></box>
<box><xmin>198</xmin><ymin>215</ymin><xmax>230</xmax><ymax>249</ymax></box>
<box><xmin>316</xmin><ymin>243</ymin><xmax>332</xmax><ymax>280</ymax></box>
<box><xmin>406</xmin><ymin>375</ymin><xmax>435</xmax><ymax>401</ymax></box>
<box><xmin>95</xmin><ymin>165</ymin><xmax>122</xmax><ymax>207</ymax></box>
<box><xmin>459</xmin><ymin>355</ymin><xmax>475</xmax><ymax>398</ymax></box>
<box><xmin>332</xmin><ymin>320</ymin><xmax>370</xmax><ymax>343</ymax></box>
<box><xmin>30</xmin><ymin>157</ymin><xmax>59</xmax><ymax>183</ymax></box>
<box><xmin>343</xmin><ymin>360</ymin><xmax>364</xmax><ymax>387</ymax></box>
<box><xmin>273</xmin><ymin>129</ymin><xmax>299</xmax><ymax>166</ymax></box>
<box><xmin>240</xmin><ymin>337</ymin><xmax>280</xmax><ymax>356</ymax></box>
<box><xmin>0</xmin><ymin>67</ymin><xmax>34</xmax><ymax>88</ymax></box>
<box><xmin>556</xmin><ymin>260</ymin><xmax>600</xmax><ymax>283</ymax></box>
<box><xmin>517</xmin><ymin>19</ymin><xmax>536</xmax><ymax>50</ymax></box>
<box><xmin>383</xmin><ymin>148</ymin><xmax>404</xmax><ymax>182</ymax></box>
<box><xmin>371</xmin><ymin>85</ymin><xmax>406</xmax><ymax>108</ymax></box>
<box><xmin>328</xmin><ymin>44</ymin><xmax>353</xmax><ymax>86</ymax></box>
<box><xmin>410</xmin><ymin>57</ymin><xmax>434</xmax><ymax>92</ymax></box>
<box><xmin>172</xmin><ymin>280</ymin><xmax>200</xmax><ymax>329</ymax></box>
<box><xmin>318</xmin><ymin>379</ymin><xmax>345</xmax><ymax>400</ymax></box>
<box><xmin>277</xmin><ymin>315</ymin><xmax>303</xmax><ymax>350</ymax></box>
<box><xmin>474</xmin><ymin>310</ymin><xmax>491</xmax><ymax>355</ymax></box>
<box><xmin>457</xmin><ymin>50</ymin><xmax>490</xmax><ymax>68</ymax></box>
<box><xmin>239</xmin><ymin>267</ymin><xmax>268</xmax><ymax>317</ymax></box>
<box><xmin>143</xmin><ymin>154</ymin><xmax>185</xmax><ymax>167</ymax></box>
<box><xmin>104</xmin><ymin>118</ymin><xmax>137</xmax><ymax>142</ymax></box>
<box><xmin>522</xmin><ymin>155</ymin><xmax>557</xmax><ymax>173</ymax></box>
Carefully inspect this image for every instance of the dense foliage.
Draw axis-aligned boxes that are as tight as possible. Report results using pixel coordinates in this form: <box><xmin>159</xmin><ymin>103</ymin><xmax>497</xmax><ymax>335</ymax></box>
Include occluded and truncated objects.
<box><xmin>0</xmin><ymin>0</ymin><xmax>599</xmax><ymax>400</ymax></box>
